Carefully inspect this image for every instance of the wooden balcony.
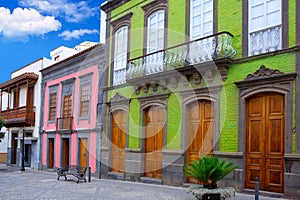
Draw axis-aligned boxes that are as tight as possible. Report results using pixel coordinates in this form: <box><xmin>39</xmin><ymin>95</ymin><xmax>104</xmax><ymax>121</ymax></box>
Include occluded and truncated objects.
<box><xmin>126</xmin><ymin>31</ymin><xmax>236</xmax><ymax>82</ymax></box>
<box><xmin>56</xmin><ymin>116</ymin><xmax>73</xmax><ymax>130</ymax></box>
<box><xmin>0</xmin><ymin>106</ymin><xmax>35</xmax><ymax>128</ymax></box>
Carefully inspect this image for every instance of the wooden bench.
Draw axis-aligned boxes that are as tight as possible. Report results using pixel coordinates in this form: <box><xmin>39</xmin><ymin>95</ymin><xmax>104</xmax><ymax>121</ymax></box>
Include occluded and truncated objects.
<box><xmin>57</xmin><ymin>165</ymin><xmax>87</xmax><ymax>183</ymax></box>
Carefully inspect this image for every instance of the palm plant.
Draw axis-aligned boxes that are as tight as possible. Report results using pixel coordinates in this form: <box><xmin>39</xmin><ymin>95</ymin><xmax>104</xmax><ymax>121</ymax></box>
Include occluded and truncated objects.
<box><xmin>184</xmin><ymin>156</ymin><xmax>238</xmax><ymax>189</ymax></box>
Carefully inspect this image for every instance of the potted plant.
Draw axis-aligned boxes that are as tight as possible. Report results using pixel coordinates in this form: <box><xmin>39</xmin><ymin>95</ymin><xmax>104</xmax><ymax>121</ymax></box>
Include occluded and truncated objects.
<box><xmin>183</xmin><ymin>156</ymin><xmax>238</xmax><ymax>200</ymax></box>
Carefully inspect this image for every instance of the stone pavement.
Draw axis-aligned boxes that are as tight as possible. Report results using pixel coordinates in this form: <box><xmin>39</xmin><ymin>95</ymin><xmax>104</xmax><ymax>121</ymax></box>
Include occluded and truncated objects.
<box><xmin>0</xmin><ymin>164</ymin><xmax>292</xmax><ymax>200</ymax></box>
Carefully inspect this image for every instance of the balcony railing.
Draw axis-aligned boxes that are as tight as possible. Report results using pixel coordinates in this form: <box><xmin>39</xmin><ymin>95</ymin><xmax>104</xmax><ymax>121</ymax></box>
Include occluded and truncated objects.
<box><xmin>0</xmin><ymin>106</ymin><xmax>35</xmax><ymax>127</ymax></box>
<box><xmin>126</xmin><ymin>31</ymin><xmax>236</xmax><ymax>80</ymax></box>
<box><xmin>249</xmin><ymin>25</ymin><xmax>281</xmax><ymax>56</ymax></box>
<box><xmin>56</xmin><ymin>116</ymin><xmax>73</xmax><ymax>130</ymax></box>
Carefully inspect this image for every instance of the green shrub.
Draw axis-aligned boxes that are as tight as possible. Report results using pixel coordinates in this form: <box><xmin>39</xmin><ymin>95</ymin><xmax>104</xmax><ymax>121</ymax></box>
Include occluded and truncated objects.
<box><xmin>183</xmin><ymin>156</ymin><xmax>238</xmax><ymax>189</ymax></box>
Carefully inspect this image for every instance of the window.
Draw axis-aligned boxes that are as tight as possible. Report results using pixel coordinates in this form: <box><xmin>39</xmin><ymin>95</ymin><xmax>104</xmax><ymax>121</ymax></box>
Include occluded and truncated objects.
<box><xmin>190</xmin><ymin>0</ymin><xmax>213</xmax><ymax>40</ymax></box>
<box><xmin>146</xmin><ymin>10</ymin><xmax>165</xmax><ymax>53</ymax></box>
<box><xmin>54</xmin><ymin>55</ymin><xmax>60</xmax><ymax>61</ymax></box>
<box><xmin>113</xmin><ymin>26</ymin><xmax>128</xmax><ymax>86</ymax></box>
<box><xmin>248</xmin><ymin>0</ymin><xmax>281</xmax><ymax>55</ymax></box>
<box><xmin>49</xmin><ymin>93</ymin><xmax>56</xmax><ymax>121</ymax></box>
<box><xmin>79</xmin><ymin>83</ymin><xmax>90</xmax><ymax>117</ymax></box>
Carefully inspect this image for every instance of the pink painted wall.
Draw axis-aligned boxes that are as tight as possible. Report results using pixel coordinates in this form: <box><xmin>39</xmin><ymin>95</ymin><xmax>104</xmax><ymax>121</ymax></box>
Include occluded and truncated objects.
<box><xmin>55</xmin><ymin>133</ymin><xmax>60</xmax><ymax>167</ymax></box>
<box><xmin>89</xmin><ymin>132</ymin><xmax>97</xmax><ymax>172</ymax></box>
<box><xmin>42</xmin><ymin>65</ymin><xmax>99</xmax><ymax>170</ymax></box>
<box><xmin>42</xmin><ymin>134</ymin><xmax>47</xmax><ymax>165</ymax></box>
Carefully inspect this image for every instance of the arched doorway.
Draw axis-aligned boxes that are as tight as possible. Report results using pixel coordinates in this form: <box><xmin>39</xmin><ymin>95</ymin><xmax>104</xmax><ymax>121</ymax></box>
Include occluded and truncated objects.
<box><xmin>111</xmin><ymin>110</ymin><xmax>126</xmax><ymax>173</ymax></box>
<box><xmin>144</xmin><ymin>106</ymin><xmax>164</xmax><ymax>179</ymax></box>
<box><xmin>245</xmin><ymin>92</ymin><xmax>284</xmax><ymax>193</ymax></box>
<box><xmin>186</xmin><ymin>100</ymin><xmax>214</xmax><ymax>183</ymax></box>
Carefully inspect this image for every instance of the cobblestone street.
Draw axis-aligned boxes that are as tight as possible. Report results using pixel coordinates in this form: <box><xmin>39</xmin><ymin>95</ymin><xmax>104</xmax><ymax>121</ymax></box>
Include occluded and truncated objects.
<box><xmin>0</xmin><ymin>165</ymin><xmax>293</xmax><ymax>200</ymax></box>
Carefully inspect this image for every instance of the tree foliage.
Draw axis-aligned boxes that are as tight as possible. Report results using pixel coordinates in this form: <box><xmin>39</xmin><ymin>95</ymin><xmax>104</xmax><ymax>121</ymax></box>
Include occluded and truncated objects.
<box><xmin>0</xmin><ymin>117</ymin><xmax>5</xmax><ymax>142</ymax></box>
<box><xmin>183</xmin><ymin>156</ymin><xmax>238</xmax><ymax>189</ymax></box>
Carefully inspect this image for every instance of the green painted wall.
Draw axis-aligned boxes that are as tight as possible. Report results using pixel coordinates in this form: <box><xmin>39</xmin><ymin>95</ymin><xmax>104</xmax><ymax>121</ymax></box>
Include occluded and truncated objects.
<box><xmin>107</xmin><ymin>0</ymin><xmax>298</xmax><ymax>153</ymax></box>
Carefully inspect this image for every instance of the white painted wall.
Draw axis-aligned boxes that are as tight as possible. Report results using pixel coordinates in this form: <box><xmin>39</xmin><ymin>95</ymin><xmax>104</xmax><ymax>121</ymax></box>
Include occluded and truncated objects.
<box><xmin>11</xmin><ymin>58</ymin><xmax>52</xmax><ymax>139</ymax></box>
<box><xmin>100</xmin><ymin>1</ymin><xmax>107</xmax><ymax>44</ymax></box>
<box><xmin>0</xmin><ymin>127</ymin><xmax>8</xmax><ymax>153</ymax></box>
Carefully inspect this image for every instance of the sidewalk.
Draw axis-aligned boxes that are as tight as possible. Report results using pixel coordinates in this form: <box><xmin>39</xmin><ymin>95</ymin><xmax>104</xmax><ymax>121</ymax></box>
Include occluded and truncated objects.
<box><xmin>0</xmin><ymin>164</ymin><xmax>292</xmax><ymax>200</ymax></box>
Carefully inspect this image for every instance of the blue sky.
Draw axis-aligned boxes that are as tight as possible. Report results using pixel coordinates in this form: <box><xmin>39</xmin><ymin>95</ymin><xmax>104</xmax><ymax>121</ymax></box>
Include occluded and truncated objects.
<box><xmin>0</xmin><ymin>0</ymin><xmax>106</xmax><ymax>84</ymax></box>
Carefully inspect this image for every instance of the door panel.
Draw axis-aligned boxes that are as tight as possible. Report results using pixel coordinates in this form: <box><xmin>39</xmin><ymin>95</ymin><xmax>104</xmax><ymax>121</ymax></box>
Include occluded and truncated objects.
<box><xmin>62</xmin><ymin>138</ymin><xmax>69</xmax><ymax>167</ymax></box>
<box><xmin>245</xmin><ymin>93</ymin><xmax>284</xmax><ymax>193</ymax></box>
<box><xmin>111</xmin><ymin>110</ymin><xmax>126</xmax><ymax>173</ymax></box>
<box><xmin>11</xmin><ymin>133</ymin><xmax>17</xmax><ymax>164</ymax></box>
<box><xmin>186</xmin><ymin>100</ymin><xmax>214</xmax><ymax>183</ymax></box>
<box><xmin>79</xmin><ymin>138</ymin><xmax>88</xmax><ymax>167</ymax></box>
<box><xmin>48</xmin><ymin>138</ymin><xmax>54</xmax><ymax>169</ymax></box>
<box><xmin>144</xmin><ymin>106</ymin><xmax>164</xmax><ymax>179</ymax></box>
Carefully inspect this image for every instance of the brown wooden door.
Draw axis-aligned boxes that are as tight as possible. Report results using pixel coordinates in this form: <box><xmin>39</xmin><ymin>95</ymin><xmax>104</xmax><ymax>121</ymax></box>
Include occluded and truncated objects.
<box><xmin>144</xmin><ymin>106</ymin><xmax>164</xmax><ymax>179</ymax></box>
<box><xmin>79</xmin><ymin>138</ymin><xmax>88</xmax><ymax>167</ymax></box>
<box><xmin>62</xmin><ymin>138</ymin><xmax>69</xmax><ymax>167</ymax></box>
<box><xmin>48</xmin><ymin>138</ymin><xmax>54</xmax><ymax>169</ymax></box>
<box><xmin>186</xmin><ymin>100</ymin><xmax>214</xmax><ymax>183</ymax></box>
<box><xmin>245</xmin><ymin>93</ymin><xmax>284</xmax><ymax>193</ymax></box>
<box><xmin>62</xmin><ymin>94</ymin><xmax>72</xmax><ymax>129</ymax></box>
<box><xmin>111</xmin><ymin>110</ymin><xmax>126</xmax><ymax>173</ymax></box>
<box><xmin>11</xmin><ymin>133</ymin><xmax>17</xmax><ymax>164</ymax></box>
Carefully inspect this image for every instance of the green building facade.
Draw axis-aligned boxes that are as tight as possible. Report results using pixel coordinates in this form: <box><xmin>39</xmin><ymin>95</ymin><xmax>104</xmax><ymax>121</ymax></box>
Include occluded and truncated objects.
<box><xmin>100</xmin><ymin>0</ymin><xmax>300</xmax><ymax>195</ymax></box>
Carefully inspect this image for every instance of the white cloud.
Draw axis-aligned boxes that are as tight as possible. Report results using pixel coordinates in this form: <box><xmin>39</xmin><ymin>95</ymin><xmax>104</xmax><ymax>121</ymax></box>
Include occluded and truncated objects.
<box><xmin>19</xmin><ymin>0</ymin><xmax>98</xmax><ymax>23</ymax></box>
<box><xmin>0</xmin><ymin>7</ymin><xmax>61</xmax><ymax>41</ymax></box>
<box><xmin>59</xmin><ymin>29</ymin><xmax>98</xmax><ymax>40</ymax></box>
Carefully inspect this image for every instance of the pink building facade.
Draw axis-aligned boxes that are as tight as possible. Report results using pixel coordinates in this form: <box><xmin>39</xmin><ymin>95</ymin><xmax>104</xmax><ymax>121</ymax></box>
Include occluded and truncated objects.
<box><xmin>40</xmin><ymin>44</ymin><xmax>105</xmax><ymax>174</ymax></box>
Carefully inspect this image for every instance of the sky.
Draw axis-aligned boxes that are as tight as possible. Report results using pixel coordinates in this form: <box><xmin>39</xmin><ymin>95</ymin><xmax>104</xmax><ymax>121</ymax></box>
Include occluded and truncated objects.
<box><xmin>0</xmin><ymin>0</ymin><xmax>106</xmax><ymax>84</ymax></box>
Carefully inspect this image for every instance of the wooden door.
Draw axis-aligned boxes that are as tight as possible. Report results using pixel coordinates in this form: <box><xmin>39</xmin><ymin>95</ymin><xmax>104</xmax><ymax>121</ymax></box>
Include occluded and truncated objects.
<box><xmin>186</xmin><ymin>100</ymin><xmax>214</xmax><ymax>183</ymax></box>
<box><xmin>79</xmin><ymin>138</ymin><xmax>88</xmax><ymax>167</ymax></box>
<box><xmin>111</xmin><ymin>110</ymin><xmax>126</xmax><ymax>173</ymax></box>
<box><xmin>245</xmin><ymin>93</ymin><xmax>284</xmax><ymax>193</ymax></box>
<box><xmin>11</xmin><ymin>133</ymin><xmax>17</xmax><ymax>164</ymax></box>
<box><xmin>48</xmin><ymin>138</ymin><xmax>54</xmax><ymax>169</ymax></box>
<box><xmin>62</xmin><ymin>95</ymin><xmax>72</xmax><ymax>129</ymax></box>
<box><xmin>144</xmin><ymin>106</ymin><xmax>164</xmax><ymax>179</ymax></box>
<box><xmin>62</xmin><ymin>138</ymin><xmax>69</xmax><ymax>167</ymax></box>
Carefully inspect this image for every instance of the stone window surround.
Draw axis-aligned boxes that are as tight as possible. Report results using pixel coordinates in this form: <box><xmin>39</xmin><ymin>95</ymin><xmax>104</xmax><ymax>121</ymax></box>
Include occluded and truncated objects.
<box><xmin>179</xmin><ymin>85</ymin><xmax>222</xmax><ymax>153</ymax></box>
<box><xmin>110</xmin><ymin>12</ymin><xmax>133</xmax><ymax>87</ymax></box>
<box><xmin>137</xmin><ymin>93</ymin><xmax>169</xmax><ymax>151</ymax></box>
<box><xmin>47</xmin><ymin>83</ymin><xmax>59</xmax><ymax>124</ymax></box>
<box><xmin>106</xmin><ymin>93</ymin><xmax>130</xmax><ymax>148</ymax></box>
<box><xmin>78</xmin><ymin>72</ymin><xmax>93</xmax><ymax>122</ymax></box>
<box><xmin>106</xmin><ymin>93</ymin><xmax>130</xmax><ymax>174</ymax></box>
<box><xmin>142</xmin><ymin>0</ymin><xmax>168</xmax><ymax>56</ymax></box>
<box><xmin>60</xmin><ymin>78</ymin><xmax>75</xmax><ymax>120</ymax></box>
<box><xmin>242</xmin><ymin>0</ymin><xmax>289</xmax><ymax>57</ymax></box>
<box><xmin>185</xmin><ymin>0</ymin><xmax>218</xmax><ymax>41</ymax></box>
<box><xmin>235</xmin><ymin>70</ymin><xmax>296</xmax><ymax>154</ymax></box>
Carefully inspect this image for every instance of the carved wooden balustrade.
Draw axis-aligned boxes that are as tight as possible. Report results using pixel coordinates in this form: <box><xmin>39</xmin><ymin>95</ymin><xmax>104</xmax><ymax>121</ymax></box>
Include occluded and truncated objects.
<box><xmin>126</xmin><ymin>31</ymin><xmax>236</xmax><ymax>80</ymax></box>
<box><xmin>0</xmin><ymin>106</ymin><xmax>35</xmax><ymax>127</ymax></box>
<box><xmin>56</xmin><ymin>116</ymin><xmax>73</xmax><ymax>130</ymax></box>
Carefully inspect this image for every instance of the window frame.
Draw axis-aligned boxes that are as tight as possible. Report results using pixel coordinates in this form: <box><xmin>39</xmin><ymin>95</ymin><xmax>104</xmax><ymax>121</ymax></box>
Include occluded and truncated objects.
<box><xmin>48</xmin><ymin>92</ymin><xmax>57</xmax><ymax>122</ymax></box>
<box><xmin>242</xmin><ymin>0</ymin><xmax>288</xmax><ymax>57</ymax></box>
<box><xmin>110</xmin><ymin>12</ymin><xmax>133</xmax><ymax>87</ymax></box>
<box><xmin>79</xmin><ymin>83</ymin><xmax>91</xmax><ymax>118</ymax></box>
<box><xmin>186</xmin><ymin>0</ymin><xmax>217</xmax><ymax>42</ymax></box>
<box><xmin>142</xmin><ymin>0</ymin><xmax>168</xmax><ymax>56</ymax></box>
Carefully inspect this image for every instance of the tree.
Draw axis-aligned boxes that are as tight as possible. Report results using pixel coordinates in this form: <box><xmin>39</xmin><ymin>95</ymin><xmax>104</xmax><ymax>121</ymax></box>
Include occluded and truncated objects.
<box><xmin>0</xmin><ymin>117</ymin><xmax>5</xmax><ymax>142</ymax></box>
